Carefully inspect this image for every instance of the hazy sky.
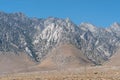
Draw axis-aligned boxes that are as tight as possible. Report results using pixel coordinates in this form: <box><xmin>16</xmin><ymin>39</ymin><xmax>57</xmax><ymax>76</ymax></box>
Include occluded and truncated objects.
<box><xmin>0</xmin><ymin>0</ymin><xmax>120</xmax><ymax>27</ymax></box>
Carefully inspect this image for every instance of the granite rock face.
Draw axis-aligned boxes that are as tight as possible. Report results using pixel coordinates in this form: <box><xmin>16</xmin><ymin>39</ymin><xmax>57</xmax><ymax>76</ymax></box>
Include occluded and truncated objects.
<box><xmin>0</xmin><ymin>12</ymin><xmax>120</xmax><ymax>65</ymax></box>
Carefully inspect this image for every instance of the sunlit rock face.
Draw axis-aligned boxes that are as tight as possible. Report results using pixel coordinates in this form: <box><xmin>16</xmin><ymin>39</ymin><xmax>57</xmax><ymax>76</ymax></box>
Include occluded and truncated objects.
<box><xmin>0</xmin><ymin>12</ymin><xmax>120</xmax><ymax>65</ymax></box>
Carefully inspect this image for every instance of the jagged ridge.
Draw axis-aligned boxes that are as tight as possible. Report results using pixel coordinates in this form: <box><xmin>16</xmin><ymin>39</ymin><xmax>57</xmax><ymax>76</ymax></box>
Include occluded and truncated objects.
<box><xmin>0</xmin><ymin>12</ymin><xmax>120</xmax><ymax>65</ymax></box>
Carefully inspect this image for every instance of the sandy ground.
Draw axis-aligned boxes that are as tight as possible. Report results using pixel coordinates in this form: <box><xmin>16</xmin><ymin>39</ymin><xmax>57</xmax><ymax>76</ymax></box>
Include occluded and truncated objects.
<box><xmin>0</xmin><ymin>66</ymin><xmax>120</xmax><ymax>80</ymax></box>
<box><xmin>0</xmin><ymin>44</ymin><xmax>120</xmax><ymax>80</ymax></box>
<box><xmin>0</xmin><ymin>52</ymin><xmax>36</xmax><ymax>75</ymax></box>
<box><xmin>39</xmin><ymin>44</ymin><xmax>92</xmax><ymax>69</ymax></box>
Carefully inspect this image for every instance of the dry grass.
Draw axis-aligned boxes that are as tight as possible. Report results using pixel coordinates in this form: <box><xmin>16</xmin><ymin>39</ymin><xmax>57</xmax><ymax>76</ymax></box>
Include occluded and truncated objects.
<box><xmin>0</xmin><ymin>66</ymin><xmax>120</xmax><ymax>80</ymax></box>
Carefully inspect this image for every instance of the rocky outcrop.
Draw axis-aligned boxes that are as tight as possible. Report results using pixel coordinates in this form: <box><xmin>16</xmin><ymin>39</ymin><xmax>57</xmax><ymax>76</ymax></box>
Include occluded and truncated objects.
<box><xmin>0</xmin><ymin>12</ymin><xmax>120</xmax><ymax>65</ymax></box>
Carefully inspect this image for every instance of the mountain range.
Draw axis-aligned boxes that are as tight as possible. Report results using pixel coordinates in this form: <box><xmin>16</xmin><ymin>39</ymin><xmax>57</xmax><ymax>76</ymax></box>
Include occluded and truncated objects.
<box><xmin>0</xmin><ymin>12</ymin><xmax>120</xmax><ymax>70</ymax></box>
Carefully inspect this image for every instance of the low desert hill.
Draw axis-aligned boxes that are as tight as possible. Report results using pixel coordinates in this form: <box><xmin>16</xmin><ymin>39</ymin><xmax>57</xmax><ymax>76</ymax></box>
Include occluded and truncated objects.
<box><xmin>39</xmin><ymin>44</ymin><xmax>93</xmax><ymax>69</ymax></box>
<box><xmin>0</xmin><ymin>52</ymin><xmax>35</xmax><ymax>74</ymax></box>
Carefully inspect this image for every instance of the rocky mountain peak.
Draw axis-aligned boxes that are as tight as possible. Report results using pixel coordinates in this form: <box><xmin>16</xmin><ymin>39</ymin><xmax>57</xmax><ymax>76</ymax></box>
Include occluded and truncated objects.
<box><xmin>79</xmin><ymin>22</ymin><xmax>97</xmax><ymax>32</ymax></box>
<box><xmin>111</xmin><ymin>22</ymin><xmax>120</xmax><ymax>27</ymax></box>
<box><xmin>0</xmin><ymin>12</ymin><xmax>120</xmax><ymax>65</ymax></box>
<box><xmin>110</xmin><ymin>22</ymin><xmax>120</xmax><ymax>30</ymax></box>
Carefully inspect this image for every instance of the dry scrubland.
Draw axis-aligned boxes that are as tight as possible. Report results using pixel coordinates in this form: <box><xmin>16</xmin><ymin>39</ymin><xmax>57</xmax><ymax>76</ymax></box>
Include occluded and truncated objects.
<box><xmin>0</xmin><ymin>45</ymin><xmax>120</xmax><ymax>80</ymax></box>
<box><xmin>0</xmin><ymin>66</ymin><xmax>120</xmax><ymax>80</ymax></box>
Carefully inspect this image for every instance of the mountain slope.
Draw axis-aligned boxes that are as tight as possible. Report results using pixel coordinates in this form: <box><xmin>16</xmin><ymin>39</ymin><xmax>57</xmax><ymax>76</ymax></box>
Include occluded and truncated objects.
<box><xmin>39</xmin><ymin>44</ymin><xmax>92</xmax><ymax>69</ymax></box>
<box><xmin>104</xmin><ymin>49</ymin><xmax>120</xmax><ymax>66</ymax></box>
<box><xmin>0</xmin><ymin>52</ymin><xmax>35</xmax><ymax>74</ymax></box>
<box><xmin>0</xmin><ymin>12</ymin><xmax>120</xmax><ymax>66</ymax></box>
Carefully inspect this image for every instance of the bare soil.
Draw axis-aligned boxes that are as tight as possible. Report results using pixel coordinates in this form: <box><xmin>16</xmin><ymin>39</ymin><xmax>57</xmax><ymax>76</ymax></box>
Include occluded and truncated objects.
<box><xmin>0</xmin><ymin>66</ymin><xmax>120</xmax><ymax>80</ymax></box>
